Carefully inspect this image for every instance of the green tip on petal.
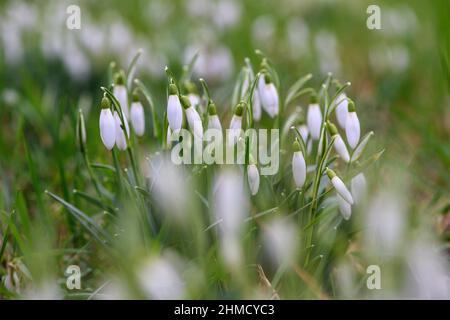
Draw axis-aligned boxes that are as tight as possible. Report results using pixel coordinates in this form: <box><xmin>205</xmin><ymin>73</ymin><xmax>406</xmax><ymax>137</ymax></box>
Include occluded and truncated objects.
<box><xmin>208</xmin><ymin>101</ymin><xmax>217</xmax><ymax>115</ymax></box>
<box><xmin>184</xmin><ymin>81</ymin><xmax>198</xmax><ymax>94</ymax></box>
<box><xmin>101</xmin><ymin>96</ymin><xmax>111</xmax><ymax>109</ymax></box>
<box><xmin>180</xmin><ymin>95</ymin><xmax>191</xmax><ymax>109</ymax></box>
<box><xmin>326</xmin><ymin>121</ymin><xmax>338</xmax><ymax>136</ymax></box>
<box><xmin>264</xmin><ymin>73</ymin><xmax>272</xmax><ymax>84</ymax></box>
<box><xmin>169</xmin><ymin>83</ymin><xmax>178</xmax><ymax>96</ymax></box>
<box><xmin>114</xmin><ymin>70</ymin><xmax>126</xmax><ymax>85</ymax></box>
<box><xmin>293</xmin><ymin>140</ymin><xmax>301</xmax><ymax>152</ymax></box>
<box><xmin>235</xmin><ymin>103</ymin><xmax>244</xmax><ymax>116</ymax></box>
<box><xmin>132</xmin><ymin>89</ymin><xmax>140</xmax><ymax>102</ymax></box>
<box><xmin>348</xmin><ymin>100</ymin><xmax>356</xmax><ymax>112</ymax></box>
<box><xmin>326</xmin><ymin>168</ymin><xmax>336</xmax><ymax>179</ymax></box>
<box><xmin>310</xmin><ymin>93</ymin><xmax>318</xmax><ymax>104</ymax></box>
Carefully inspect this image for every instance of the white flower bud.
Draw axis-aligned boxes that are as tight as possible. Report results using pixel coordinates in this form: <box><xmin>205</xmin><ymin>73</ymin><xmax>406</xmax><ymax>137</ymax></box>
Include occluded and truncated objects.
<box><xmin>252</xmin><ymin>91</ymin><xmax>262</xmax><ymax>121</ymax></box>
<box><xmin>334</xmin><ymin>134</ymin><xmax>350</xmax><ymax>163</ymax></box>
<box><xmin>227</xmin><ymin>104</ymin><xmax>243</xmax><ymax>146</ymax></box>
<box><xmin>113</xmin><ymin>84</ymin><xmax>129</xmax><ymax>118</ymax></box>
<box><xmin>208</xmin><ymin>114</ymin><xmax>222</xmax><ymax>131</ymax></box>
<box><xmin>114</xmin><ymin>111</ymin><xmax>129</xmax><ymax>151</ymax></box>
<box><xmin>307</xmin><ymin>102</ymin><xmax>322</xmax><ymax>140</ymax></box>
<box><xmin>99</xmin><ymin>107</ymin><xmax>115</xmax><ymax>150</ymax></box>
<box><xmin>130</xmin><ymin>101</ymin><xmax>145</xmax><ymax>136</ymax></box>
<box><xmin>259</xmin><ymin>74</ymin><xmax>279</xmax><ymax>118</ymax></box>
<box><xmin>337</xmin><ymin>194</ymin><xmax>352</xmax><ymax>220</ymax></box>
<box><xmin>335</xmin><ymin>93</ymin><xmax>348</xmax><ymax>129</ymax></box>
<box><xmin>327</xmin><ymin>169</ymin><xmax>354</xmax><ymax>205</ymax></box>
<box><xmin>345</xmin><ymin>101</ymin><xmax>360</xmax><ymax>149</ymax></box>
<box><xmin>247</xmin><ymin>164</ymin><xmax>260</xmax><ymax>195</ymax></box>
<box><xmin>292</xmin><ymin>141</ymin><xmax>306</xmax><ymax>188</ymax></box>
<box><xmin>297</xmin><ymin>124</ymin><xmax>309</xmax><ymax>143</ymax></box>
<box><xmin>185</xmin><ymin>106</ymin><xmax>203</xmax><ymax>139</ymax></box>
<box><xmin>351</xmin><ymin>173</ymin><xmax>367</xmax><ymax>205</ymax></box>
<box><xmin>167</xmin><ymin>84</ymin><xmax>183</xmax><ymax>132</ymax></box>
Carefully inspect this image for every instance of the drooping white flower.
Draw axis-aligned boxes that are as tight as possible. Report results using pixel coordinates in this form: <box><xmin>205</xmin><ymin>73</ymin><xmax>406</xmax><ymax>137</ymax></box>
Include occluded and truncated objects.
<box><xmin>113</xmin><ymin>72</ymin><xmax>129</xmax><ymax>118</ymax></box>
<box><xmin>307</xmin><ymin>95</ymin><xmax>322</xmax><ymax>140</ymax></box>
<box><xmin>292</xmin><ymin>141</ymin><xmax>306</xmax><ymax>188</ymax></box>
<box><xmin>337</xmin><ymin>194</ymin><xmax>352</xmax><ymax>220</ymax></box>
<box><xmin>258</xmin><ymin>73</ymin><xmax>279</xmax><ymax>118</ymax></box>
<box><xmin>167</xmin><ymin>84</ymin><xmax>183</xmax><ymax>132</ymax></box>
<box><xmin>326</xmin><ymin>168</ymin><xmax>354</xmax><ymax>205</ymax></box>
<box><xmin>99</xmin><ymin>97</ymin><xmax>115</xmax><ymax>150</ymax></box>
<box><xmin>345</xmin><ymin>101</ymin><xmax>360</xmax><ymax>149</ymax></box>
<box><xmin>351</xmin><ymin>173</ymin><xmax>367</xmax><ymax>204</ymax></box>
<box><xmin>114</xmin><ymin>110</ymin><xmax>129</xmax><ymax>151</ymax></box>
<box><xmin>227</xmin><ymin>103</ymin><xmax>243</xmax><ymax>146</ymax></box>
<box><xmin>297</xmin><ymin>124</ymin><xmax>309</xmax><ymax>143</ymax></box>
<box><xmin>181</xmin><ymin>95</ymin><xmax>203</xmax><ymax>139</ymax></box>
<box><xmin>130</xmin><ymin>92</ymin><xmax>145</xmax><ymax>136</ymax></box>
<box><xmin>247</xmin><ymin>164</ymin><xmax>260</xmax><ymax>195</ymax></box>
<box><xmin>252</xmin><ymin>90</ymin><xmax>262</xmax><ymax>121</ymax></box>
<box><xmin>207</xmin><ymin>102</ymin><xmax>222</xmax><ymax>131</ymax></box>
<box><xmin>335</xmin><ymin>92</ymin><xmax>348</xmax><ymax>129</ymax></box>
<box><xmin>327</xmin><ymin>121</ymin><xmax>350</xmax><ymax>163</ymax></box>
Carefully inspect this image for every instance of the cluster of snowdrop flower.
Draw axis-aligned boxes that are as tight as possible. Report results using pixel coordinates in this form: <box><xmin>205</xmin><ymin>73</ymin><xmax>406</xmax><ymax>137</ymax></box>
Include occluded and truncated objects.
<box><xmin>97</xmin><ymin>54</ymin><xmax>372</xmax><ymax>226</ymax></box>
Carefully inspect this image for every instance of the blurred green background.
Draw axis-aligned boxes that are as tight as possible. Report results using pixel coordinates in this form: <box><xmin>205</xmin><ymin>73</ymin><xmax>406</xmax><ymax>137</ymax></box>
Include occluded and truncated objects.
<box><xmin>0</xmin><ymin>0</ymin><xmax>449</xmax><ymax>298</ymax></box>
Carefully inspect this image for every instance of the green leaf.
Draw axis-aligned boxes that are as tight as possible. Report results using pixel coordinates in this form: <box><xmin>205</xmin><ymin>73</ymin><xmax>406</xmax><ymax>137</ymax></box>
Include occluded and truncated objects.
<box><xmin>351</xmin><ymin>131</ymin><xmax>374</xmax><ymax>162</ymax></box>
<box><xmin>285</xmin><ymin>74</ymin><xmax>313</xmax><ymax>106</ymax></box>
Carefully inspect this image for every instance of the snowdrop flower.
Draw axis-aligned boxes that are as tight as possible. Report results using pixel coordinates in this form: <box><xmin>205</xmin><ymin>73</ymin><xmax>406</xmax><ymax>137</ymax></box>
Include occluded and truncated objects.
<box><xmin>247</xmin><ymin>163</ymin><xmax>260</xmax><ymax>195</ymax></box>
<box><xmin>137</xmin><ymin>256</ymin><xmax>185</xmax><ymax>300</ymax></box>
<box><xmin>207</xmin><ymin>101</ymin><xmax>222</xmax><ymax>131</ymax></box>
<box><xmin>99</xmin><ymin>97</ymin><xmax>116</xmax><ymax>150</ymax></box>
<box><xmin>337</xmin><ymin>194</ymin><xmax>352</xmax><ymax>220</ymax></box>
<box><xmin>345</xmin><ymin>101</ymin><xmax>360</xmax><ymax>149</ymax></box>
<box><xmin>258</xmin><ymin>73</ymin><xmax>279</xmax><ymax>118</ymax></box>
<box><xmin>351</xmin><ymin>173</ymin><xmax>367</xmax><ymax>204</ymax></box>
<box><xmin>307</xmin><ymin>95</ymin><xmax>322</xmax><ymax>140</ymax></box>
<box><xmin>335</xmin><ymin>92</ymin><xmax>348</xmax><ymax>129</ymax></box>
<box><xmin>114</xmin><ymin>110</ymin><xmax>130</xmax><ymax>151</ymax></box>
<box><xmin>252</xmin><ymin>90</ymin><xmax>262</xmax><ymax>121</ymax></box>
<box><xmin>113</xmin><ymin>71</ymin><xmax>129</xmax><ymax>118</ymax></box>
<box><xmin>327</xmin><ymin>121</ymin><xmax>350</xmax><ymax>163</ymax></box>
<box><xmin>130</xmin><ymin>91</ymin><xmax>145</xmax><ymax>136</ymax></box>
<box><xmin>263</xmin><ymin>218</ymin><xmax>299</xmax><ymax>266</ymax></box>
<box><xmin>297</xmin><ymin>124</ymin><xmax>309</xmax><ymax>143</ymax></box>
<box><xmin>227</xmin><ymin>103</ymin><xmax>244</xmax><ymax>146</ymax></box>
<box><xmin>184</xmin><ymin>81</ymin><xmax>201</xmax><ymax>110</ymax></box>
<box><xmin>167</xmin><ymin>83</ymin><xmax>183</xmax><ymax>132</ymax></box>
<box><xmin>180</xmin><ymin>95</ymin><xmax>203</xmax><ymax>139</ymax></box>
<box><xmin>292</xmin><ymin>140</ymin><xmax>306</xmax><ymax>188</ymax></box>
<box><xmin>326</xmin><ymin>168</ymin><xmax>353</xmax><ymax>205</ymax></box>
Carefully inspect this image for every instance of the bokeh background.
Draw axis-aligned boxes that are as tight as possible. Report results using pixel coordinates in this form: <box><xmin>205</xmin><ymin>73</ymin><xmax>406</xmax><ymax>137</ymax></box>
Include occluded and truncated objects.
<box><xmin>0</xmin><ymin>0</ymin><xmax>449</xmax><ymax>299</ymax></box>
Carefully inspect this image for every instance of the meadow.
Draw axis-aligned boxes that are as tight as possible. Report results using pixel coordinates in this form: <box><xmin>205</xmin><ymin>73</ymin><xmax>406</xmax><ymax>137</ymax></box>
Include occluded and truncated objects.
<box><xmin>0</xmin><ymin>0</ymin><xmax>448</xmax><ymax>299</ymax></box>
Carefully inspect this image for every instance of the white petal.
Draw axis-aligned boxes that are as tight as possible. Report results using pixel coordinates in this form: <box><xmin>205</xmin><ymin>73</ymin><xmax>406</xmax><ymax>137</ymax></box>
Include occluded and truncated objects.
<box><xmin>188</xmin><ymin>93</ymin><xmax>200</xmax><ymax>107</ymax></box>
<box><xmin>292</xmin><ymin>151</ymin><xmax>306</xmax><ymax>188</ymax></box>
<box><xmin>335</xmin><ymin>93</ymin><xmax>348</xmax><ymax>129</ymax></box>
<box><xmin>345</xmin><ymin>112</ymin><xmax>360</xmax><ymax>149</ymax></box>
<box><xmin>252</xmin><ymin>91</ymin><xmax>262</xmax><ymax>121</ymax></box>
<box><xmin>331</xmin><ymin>176</ymin><xmax>354</xmax><ymax>205</ymax></box>
<box><xmin>297</xmin><ymin>124</ymin><xmax>309</xmax><ymax>143</ymax></box>
<box><xmin>351</xmin><ymin>173</ymin><xmax>367</xmax><ymax>205</ymax></box>
<box><xmin>186</xmin><ymin>107</ymin><xmax>203</xmax><ymax>139</ymax></box>
<box><xmin>337</xmin><ymin>194</ymin><xmax>352</xmax><ymax>220</ymax></box>
<box><xmin>130</xmin><ymin>102</ymin><xmax>145</xmax><ymax>136</ymax></box>
<box><xmin>227</xmin><ymin>115</ymin><xmax>242</xmax><ymax>146</ymax></box>
<box><xmin>114</xmin><ymin>111</ymin><xmax>128</xmax><ymax>150</ymax></box>
<box><xmin>334</xmin><ymin>134</ymin><xmax>350</xmax><ymax>162</ymax></box>
<box><xmin>247</xmin><ymin>164</ymin><xmax>260</xmax><ymax>195</ymax></box>
<box><xmin>113</xmin><ymin>85</ymin><xmax>129</xmax><ymax>118</ymax></box>
<box><xmin>307</xmin><ymin>103</ymin><xmax>322</xmax><ymax>140</ymax></box>
<box><xmin>208</xmin><ymin>114</ymin><xmax>222</xmax><ymax>131</ymax></box>
<box><xmin>167</xmin><ymin>95</ymin><xmax>183</xmax><ymax>132</ymax></box>
<box><xmin>260</xmin><ymin>83</ymin><xmax>279</xmax><ymax>118</ymax></box>
<box><xmin>99</xmin><ymin>109</ymin><xmax>115</xmax><ymax>150</ymax></box>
